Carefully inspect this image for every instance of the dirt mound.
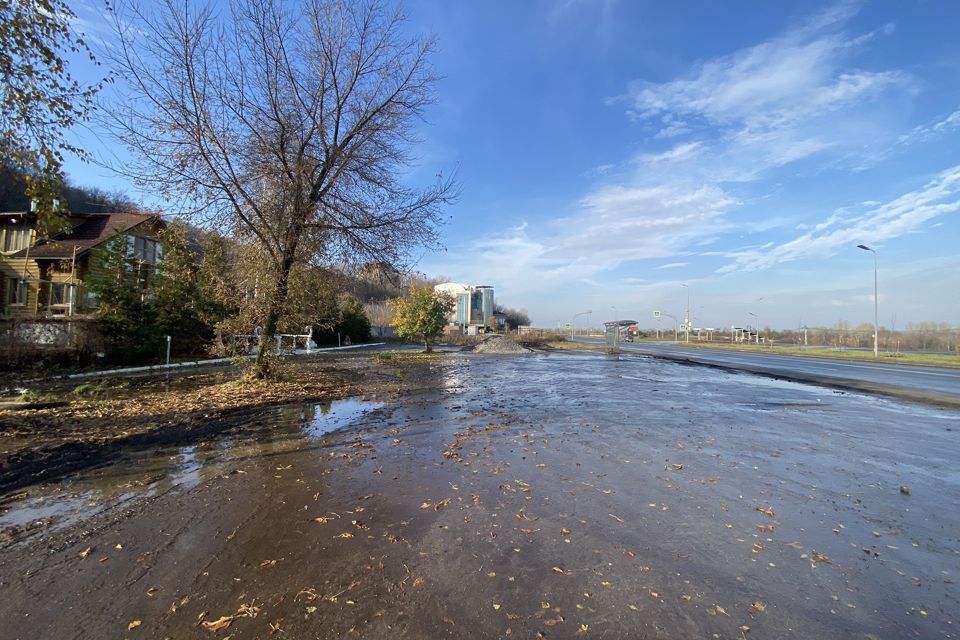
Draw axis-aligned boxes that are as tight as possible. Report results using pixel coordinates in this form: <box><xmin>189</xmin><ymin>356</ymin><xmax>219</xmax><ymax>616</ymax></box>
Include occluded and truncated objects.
<box><xmin>472</xmin><ymin>335</ymin><xmax>533</xmax><ymax>354</ymax></box>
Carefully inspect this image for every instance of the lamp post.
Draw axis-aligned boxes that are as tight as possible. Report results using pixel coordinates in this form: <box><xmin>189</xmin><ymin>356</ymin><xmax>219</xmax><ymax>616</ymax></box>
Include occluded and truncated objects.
<box><xmin>857</xmin><ymin>244</ymin><xmax>879</xmax><ymax>357</ymax></box>
<box><xmin>748</xmin><ymin>312</ymin><xmax>758</xmax><ymax>344</ymax></box>
<box><xmin>754</xmin><ymin>296</ymin><xmax>765</xmax><ymax>345</ymax></box>
<box><xmin>681</xmin><ymin>284</ymin><xmax>690</xmax><ymax>343</ymax></box>
<box><xmin>571</xmin><ymin>310</ymin><xmax>592</xmax><ymax>337</ymax></box>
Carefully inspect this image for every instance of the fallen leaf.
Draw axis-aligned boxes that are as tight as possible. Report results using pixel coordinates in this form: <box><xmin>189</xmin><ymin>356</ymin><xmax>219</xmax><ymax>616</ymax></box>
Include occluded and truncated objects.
<box><xmin>560</xmin><ymin>527</ymin><xmax>571</xmax><ymax>536</ymax></box>
<box><xmin>812</xmin><ymin>551</ymin><xmax>832</xmax><ymax>564</ymax></box>
<box><xmin>552</xmin><ymin>567</ymin><xmax>565</xmax><ymax>574</ymax></box>
<box><xmin>334</xmin><ymin>532</ymin><xmax>354</xmax><ymax>539</ymax></box>
<box><xmin>749</xmin><ymin>601</ymin><xmax>767</xmax><ymax>615</ymax></box>
<box><xmin>79</xmin><ymin>547</ymin><xmax>92</xmax><ymax>559</ymax></box>
<box><xmin>236</xmin><ymin>603</ymin><xmax>260</xmax><ymax>618</ymax></box>
<box><xmin>128</xmin><ymin>620</ymin><xmax>142</xmax><ymax>630</ymax></box>
<box><xmin>739</xmin><ymin>625</ymin><xmax>752</xmax><ymax>633</ymax></box>
<box><xmin>649</xmin><ymin>591</ymin><xmax>659</xmax><ymax>598</ymax></box>
<box><xmin>900</xmin><ymin>485</ymin><xmax>910</xmax><ymax>495</ymax></box>
<box><xmin>412</xmin><ymin>577</ymin><xmax>425</xmax><ymax>587</ymax></box>
<box><xmin>420</xmin><ymin>501</ymin><xmax>432</xmax><ymax>509</ymax></box>
<box><xmin>755</xmin><ymin>507</ymin><xmax>775</xmax><ymax>518</ymax></box>
<box><xmin>492</xmin><ymin>603</ymin><xmax>501</xmax><ymax>610</ymax></box>
<box><xmin>201</xmin><ymin>616</ymin><xmax>234</xmax><ymax>632</ymax></box>
<box><xmin>623</xmin><ymin>550</ymin><xmax>635</xmax><ymax>558</ymax></box>
<box><xmin>434</xmin><ymin>498</ymin><xmax>451</xmax><ymax>511</ymax></box>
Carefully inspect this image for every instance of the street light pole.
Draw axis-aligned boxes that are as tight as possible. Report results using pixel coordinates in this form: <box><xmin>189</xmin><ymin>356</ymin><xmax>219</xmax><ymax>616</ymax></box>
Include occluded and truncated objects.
<box><xmin>748</xmin><ymin>312</ymin><xmax>758</xmax><ymax>344</ymax></box>
<box><xmin>681</xmin><ymin>284</ymin><xmax>690</xmax><ymax>343</ymax></box>
<box><xmin>571</xmin><ymin>310</ymin><xmax>592</xmax><ymax>337</ymax></box>
<box><xmin>857</xmin><ymin>244</ymin><xmax>879</xmax><ymax>357</ymax></box>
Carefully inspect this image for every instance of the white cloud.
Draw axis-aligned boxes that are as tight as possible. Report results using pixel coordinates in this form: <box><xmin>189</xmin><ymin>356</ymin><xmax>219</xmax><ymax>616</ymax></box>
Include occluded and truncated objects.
<box><xmin>636</xmin><ymin>142</ymin><xmax>703</xmax><ymax>164</ymax></box>
<box><xmin>625</xmin><ymin>4</ymin><xmax>908</xmax><ymax>181</ymax></box>
<box><xmin>655</xmin><ymin>262</ymin><xmax>688</xmax><ymax>270</ymax></box>
<box><xmin>718</xmin><ymin>165</ymin><xmax>960</xmax><ymax>273</ymax></box>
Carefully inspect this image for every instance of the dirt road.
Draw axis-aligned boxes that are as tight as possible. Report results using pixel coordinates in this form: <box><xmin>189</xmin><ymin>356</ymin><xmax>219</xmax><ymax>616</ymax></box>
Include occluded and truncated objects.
<box><xmin>1</xmin><ymin>351</ymin><xmax>957</xmax><ymax>638</ymax></box>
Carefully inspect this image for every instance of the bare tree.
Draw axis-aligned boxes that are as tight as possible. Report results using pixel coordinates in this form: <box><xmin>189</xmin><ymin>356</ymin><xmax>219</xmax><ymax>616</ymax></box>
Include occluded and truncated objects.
<box><xmin>105</xmin><ymin>0</ymin><xmax>455</xmax><ymax>377</ymax></box>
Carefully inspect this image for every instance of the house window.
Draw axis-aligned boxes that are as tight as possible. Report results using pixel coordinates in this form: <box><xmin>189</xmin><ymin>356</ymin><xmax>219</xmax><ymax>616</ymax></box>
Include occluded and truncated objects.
<box><xmin>2</xmin><ymin>226</ymin><xmax>31</xmax><ymax>253</ymax></box>
<box><xmin>6</xmin><ymin>278</ymin><xmax>28</xmax><ymax>305</ymax></box>
<box><xmin>50</xmin><ymin>282</ymin><xmax>70</xmax><ymax>306</ymax></box>
<box><xmin>128</xmin><ymin>235</ymin><xmax>160</xmax><ymax>264</ymax></box>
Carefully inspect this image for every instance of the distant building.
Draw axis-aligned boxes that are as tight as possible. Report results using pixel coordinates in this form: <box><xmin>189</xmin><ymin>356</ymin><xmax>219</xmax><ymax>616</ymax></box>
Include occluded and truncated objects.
<box><xmin>433</xmin><ymin>282</ymin><xmax>496</xmax><ymax>334</ymax></box>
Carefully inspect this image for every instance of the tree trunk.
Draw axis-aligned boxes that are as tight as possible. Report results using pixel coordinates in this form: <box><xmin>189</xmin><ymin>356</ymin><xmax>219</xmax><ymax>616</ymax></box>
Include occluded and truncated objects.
<box><xmin>254</xmin><ymin>252</ymin><xmax>295</xmax><ymax>379</ymax></box>
<box><xmin>424</xmin><ymin>334</ymin><xmax>431</xmax><ymax>353</ymax></box>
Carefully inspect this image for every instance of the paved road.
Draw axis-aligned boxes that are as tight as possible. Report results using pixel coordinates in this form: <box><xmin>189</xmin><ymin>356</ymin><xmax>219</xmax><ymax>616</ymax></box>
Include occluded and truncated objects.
<box><xmin>2</xmin><ymin>352</ymin><xmax>958</xmax><ymax>639</ymax></box>
<box><xmin>576</xmin><ymin>338</ymin><xmax>960</xmax><ymax>402</ymax></box>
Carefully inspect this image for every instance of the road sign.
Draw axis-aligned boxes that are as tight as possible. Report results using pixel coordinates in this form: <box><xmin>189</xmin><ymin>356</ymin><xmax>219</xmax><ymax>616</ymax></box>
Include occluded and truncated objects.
<box><xmin>653</xmin><ymin>310</ymin><xmax>661</xmax><ymax>318</ymax></box>
<box><xmin>564</xmin><ymin>323</ymin><xmax>571</xmax><ymax>329</ymax></box>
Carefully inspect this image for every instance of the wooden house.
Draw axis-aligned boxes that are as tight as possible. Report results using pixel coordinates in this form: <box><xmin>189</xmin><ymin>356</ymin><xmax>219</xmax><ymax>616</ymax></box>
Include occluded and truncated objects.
<box><xmin>0</xmin><ymin>211</ymin><xmax>165</xmax><ymax>319</ymax></box>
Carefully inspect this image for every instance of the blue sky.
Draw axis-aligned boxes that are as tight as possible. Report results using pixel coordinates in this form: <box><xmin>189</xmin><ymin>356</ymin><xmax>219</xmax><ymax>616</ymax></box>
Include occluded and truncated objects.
<box><xmin>63</xmin><ymin>0</ymin><xmax>960</xmax><ymax>330</ymax></box>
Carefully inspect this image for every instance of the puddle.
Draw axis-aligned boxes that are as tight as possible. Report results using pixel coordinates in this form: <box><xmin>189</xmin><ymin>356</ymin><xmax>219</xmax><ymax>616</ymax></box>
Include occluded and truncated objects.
<box><xmin>0</xmin><ymin>397</ymin><xmax>384</xmax><ymax>545</ymax></box>
<box><xmin>304</xmin><ymin>398</ymin><xmax>384</xmax><ymax>437</ymax></box>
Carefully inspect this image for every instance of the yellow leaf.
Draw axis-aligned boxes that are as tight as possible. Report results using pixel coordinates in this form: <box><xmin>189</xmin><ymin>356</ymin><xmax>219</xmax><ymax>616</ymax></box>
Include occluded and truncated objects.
<box><xmin>128</xmin><ymin>620</ymin><xmax>142</xmax><ymax>630</ymax></box>
<box><xmin>493</xmin><ymin>603</ymin><xmax>501</xmax><ymax>610</ymax></box>
<box><xmin>79</xmin><ymin>547</ymin><xmax>92</xmax><ymax>559</ymax></box>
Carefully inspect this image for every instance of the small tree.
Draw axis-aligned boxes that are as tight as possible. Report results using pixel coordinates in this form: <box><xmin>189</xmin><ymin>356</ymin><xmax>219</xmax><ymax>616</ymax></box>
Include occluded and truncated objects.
<box><xmin>338</xmin><ymin>296</ymin><xmax>371</xmax><ymax>344</ymax></box>
<box><xmin>389</xmin><ymin>287</ymin><xmax>453</xmax><ymax>352</ymax></box>
<box><xmin>89</xmin><ymin>236</ymin><xmax>162</xmax><ymax>364</ymax></box>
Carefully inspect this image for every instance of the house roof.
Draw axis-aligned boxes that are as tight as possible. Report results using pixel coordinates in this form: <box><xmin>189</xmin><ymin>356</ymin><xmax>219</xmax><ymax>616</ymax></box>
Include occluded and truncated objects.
<box><xmin>10</xmin><ymin>212</ymin><xmax>163</xmax><ymax>260</ymax></box>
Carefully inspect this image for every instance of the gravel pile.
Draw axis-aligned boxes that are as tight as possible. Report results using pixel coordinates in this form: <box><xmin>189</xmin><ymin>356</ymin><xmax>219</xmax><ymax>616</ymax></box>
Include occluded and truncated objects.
<box><xmin>472</xmin><ymin>335</ymin><xmax>533</xmax><ymax>354</ymax></box>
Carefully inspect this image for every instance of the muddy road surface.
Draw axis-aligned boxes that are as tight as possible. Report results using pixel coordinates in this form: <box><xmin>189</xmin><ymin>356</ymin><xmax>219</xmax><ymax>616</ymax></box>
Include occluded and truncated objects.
<box><xmin>1</xmin><ymin>351</ymin><xmax>958</xmax><ymax>639</ymax></box>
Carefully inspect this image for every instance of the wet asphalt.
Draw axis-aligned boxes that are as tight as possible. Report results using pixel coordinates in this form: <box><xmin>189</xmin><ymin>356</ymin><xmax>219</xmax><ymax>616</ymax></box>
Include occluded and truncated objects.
<box><xmin>0</xmin><ymin>351</ymin><xmax>958</xmax><ymax>639</ymax></box>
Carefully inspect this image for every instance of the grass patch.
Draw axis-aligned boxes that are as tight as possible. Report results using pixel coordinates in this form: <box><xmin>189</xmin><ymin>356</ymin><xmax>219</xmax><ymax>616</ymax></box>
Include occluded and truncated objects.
<box><xmin>668</xmin><ymin>341</ymin><xmax>960</xmax><ymax>368</ymax></box>
<box><xmin>373</xmin><ymin>350</ymin><xmax>443</xmax><ymax>363</ymax></box>
<box><xmin>544</xmin><ymin>340</ymin><xmax>608</xmax><ymax>352</ymax></box>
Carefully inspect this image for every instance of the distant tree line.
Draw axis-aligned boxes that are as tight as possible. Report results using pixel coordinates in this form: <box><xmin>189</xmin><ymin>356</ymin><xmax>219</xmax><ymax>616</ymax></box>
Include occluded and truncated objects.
<box><xmin>1</xmin><ymin>160</ymin><xmax>138</xmax><ymax>214</ymax></box>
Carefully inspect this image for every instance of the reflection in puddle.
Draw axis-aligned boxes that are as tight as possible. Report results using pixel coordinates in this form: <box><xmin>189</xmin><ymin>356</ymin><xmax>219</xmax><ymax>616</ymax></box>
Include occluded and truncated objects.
<box><xmin>0</xmin><ymin>397</ymin><xmax>383</xmax><ymax>545</ymax></box>
<box><xmin>304</xmin><ymin>398</ymin><xmax>384</xmax><ymax>437</ymax></box>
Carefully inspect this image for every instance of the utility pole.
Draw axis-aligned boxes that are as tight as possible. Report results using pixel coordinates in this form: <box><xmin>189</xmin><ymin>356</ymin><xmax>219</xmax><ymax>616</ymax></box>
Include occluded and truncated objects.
<box><xmin>681</xmin><ymin>284</ymin><xmax>690</xmax><ymax>343</ymax></box>
<box><xmin>857</xmin><ymin>245</ymin><xmax>879</xmax><ymax>357</ymax></box>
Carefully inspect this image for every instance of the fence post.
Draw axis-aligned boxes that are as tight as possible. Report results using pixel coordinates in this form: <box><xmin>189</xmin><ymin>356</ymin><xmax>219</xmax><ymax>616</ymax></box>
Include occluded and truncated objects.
<box><xmin>166</xmin><ymin>335</ymin><xmax>171</xmax><ymax>365</ymax></box>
